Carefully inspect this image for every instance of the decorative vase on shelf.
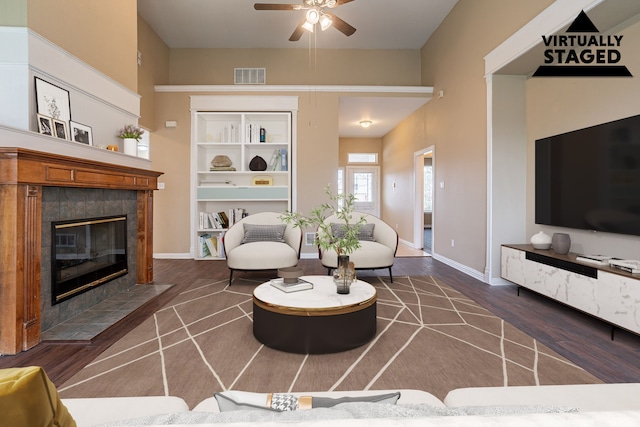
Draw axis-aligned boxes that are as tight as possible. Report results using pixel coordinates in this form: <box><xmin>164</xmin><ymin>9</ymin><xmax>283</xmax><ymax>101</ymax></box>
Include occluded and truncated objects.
<box><xmin>530</xmin><ymin>231</ymin><xmax>552</xmax><ymax>250</ymax></box>
<box><xmin>333</xmin><ymin>254</ymin><xmax>355</xmax><ymax>294</ymax></box>
<box><xmin>123</xmin><ymin>138</ymin><xmax>137</xmax><ymax>156</ymax></box>
<box><xmin>531</xmin><ymin>231</ymin><xmax>551</xmax><ymax>250</ymax></box>
<box><xmin>552</xmin><ymin>233</ymin><xmax>571</xmax><ymax>255</ymax></box>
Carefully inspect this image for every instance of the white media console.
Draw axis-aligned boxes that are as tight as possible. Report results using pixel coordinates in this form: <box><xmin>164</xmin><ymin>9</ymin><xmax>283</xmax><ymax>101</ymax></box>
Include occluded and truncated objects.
<box><xmin>501</xmin><ymin>244</ymin><xmax>640</xmax><ymax>338</ymax></box>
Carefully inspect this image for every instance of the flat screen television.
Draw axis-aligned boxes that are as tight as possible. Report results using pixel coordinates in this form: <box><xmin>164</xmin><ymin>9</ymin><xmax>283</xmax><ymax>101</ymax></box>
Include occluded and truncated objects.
<box><xmin>535</xmin><ymin>114</ymin><xmax>640</xmax><ymax>236</ymax></box>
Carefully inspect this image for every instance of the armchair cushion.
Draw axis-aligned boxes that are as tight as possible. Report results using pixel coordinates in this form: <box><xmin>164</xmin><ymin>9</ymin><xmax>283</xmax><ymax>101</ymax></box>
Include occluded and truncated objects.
<box><xmin>241</xmin><ymin>224</ymin><xmax>287</xmax><ymax>244</ymax></box>
<box><xmin>330</xmin><ymin>223</ymin><xmax>376</xmax><ymax>241</ymax></box>
<box><xmin>226</xmin><ymin>241</ymin><xmax>299</xmax><ymax>270</ymax></box>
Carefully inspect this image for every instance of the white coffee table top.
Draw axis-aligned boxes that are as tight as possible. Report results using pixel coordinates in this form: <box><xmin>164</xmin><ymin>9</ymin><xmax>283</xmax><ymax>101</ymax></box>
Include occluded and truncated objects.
<box><xmin>253</xmin><ymin>275</ymin><xmax>376</xmax><ymax>311</ymax></box>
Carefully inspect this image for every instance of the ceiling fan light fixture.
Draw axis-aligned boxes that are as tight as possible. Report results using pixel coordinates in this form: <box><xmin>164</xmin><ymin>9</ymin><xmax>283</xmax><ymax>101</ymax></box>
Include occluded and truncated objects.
<box><xmin>359</xmin><ymin>120</ymin><xmax>373</xmax><ymax>128</ymax></box>
<box><xmin>326</xmin><ymin>0</ymin><xmax>337</xmax><ymax>6</ymax></box>
<box><xmin>319</xmin><ymin>13</ymin><xmax>333</xmax><ymax>31</ymax></box>
<box><xmin>306</xmin><ymin>8</ymin><xmax>320</xmax><ymax>24</ymax></box>
<box><xmin>302</xmin><ymin>20</ymin><xmax>315</xmax><ymax>33</ymax></box>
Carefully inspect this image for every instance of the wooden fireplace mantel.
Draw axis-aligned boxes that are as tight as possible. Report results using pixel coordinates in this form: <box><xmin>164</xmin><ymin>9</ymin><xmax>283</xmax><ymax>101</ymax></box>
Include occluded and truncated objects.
<box><xmin>0</xmin><ymin>148</ymin><xmax>163</xmax><ymax>354</ymax></box>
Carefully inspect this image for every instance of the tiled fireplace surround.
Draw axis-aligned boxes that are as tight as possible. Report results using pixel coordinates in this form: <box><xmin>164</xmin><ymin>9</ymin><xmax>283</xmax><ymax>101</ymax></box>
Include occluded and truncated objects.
<box><xmin>0</xmin><ymin>148</ymin><xmax>162</xmax><ymax>355</ymax></box>
<box><xmin>40</xmin><ymin>187</ymin><xmax>138</xmax><ymax>332</ymax></box>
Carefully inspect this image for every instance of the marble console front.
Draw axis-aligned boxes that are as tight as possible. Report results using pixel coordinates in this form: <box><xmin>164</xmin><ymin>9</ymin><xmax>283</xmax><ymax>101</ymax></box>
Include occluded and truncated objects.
<box><xmin>501</xmin><ymin>244</ymin><xmax>640</xmax><ymax>337</ymax></box>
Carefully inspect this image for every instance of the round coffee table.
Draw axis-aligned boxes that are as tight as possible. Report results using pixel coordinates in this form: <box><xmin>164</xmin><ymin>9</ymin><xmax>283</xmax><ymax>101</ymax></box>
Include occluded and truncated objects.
<box><xmin>252</xmin><ymin>275</ymin><xmax>377</xmax><ymax>354</ymax></box>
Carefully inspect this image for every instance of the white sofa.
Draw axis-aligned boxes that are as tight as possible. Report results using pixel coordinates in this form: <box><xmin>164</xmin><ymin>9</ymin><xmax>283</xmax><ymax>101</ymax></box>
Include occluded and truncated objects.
<box><xmin>319</xmin><ymin>212</ymin><xmax>398</xmax><ymax>282</ymax></box>
<box><xmin>61</xmin><ymin>384</ymin><xmax>640</xmax><ymax>427</ymax></box>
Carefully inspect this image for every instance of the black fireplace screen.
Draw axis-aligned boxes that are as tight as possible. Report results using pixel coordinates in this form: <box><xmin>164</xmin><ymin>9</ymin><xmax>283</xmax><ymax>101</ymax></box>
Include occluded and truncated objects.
<box><xmin>51</xmin><ymin>215</ymin><xmax>128</xmax><ymax>304</ymax></box>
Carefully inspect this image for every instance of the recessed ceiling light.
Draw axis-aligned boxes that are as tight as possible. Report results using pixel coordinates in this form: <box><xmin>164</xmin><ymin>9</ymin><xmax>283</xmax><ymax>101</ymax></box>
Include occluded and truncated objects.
<box><xmin>359</xmin><ymin>120</ymin><xmax>372</xmax><ymax>128</ymax></box>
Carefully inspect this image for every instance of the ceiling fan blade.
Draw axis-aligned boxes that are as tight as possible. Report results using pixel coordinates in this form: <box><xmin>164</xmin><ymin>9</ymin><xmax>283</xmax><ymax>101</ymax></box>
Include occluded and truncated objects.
<box><xmin>289</xmin><ymin>18</ymin><xmax>307</xmax><ymax>41</ymax></box>
<box><xmin>254</xmin><ymin>3</ymin><xmax>302</xmax><ymax>10</ymax></box>
<box><xmin>327</xmin><ymin>13</ymin><xmax>356</xmax><ymax>36</ymax></box>
<box><xmin>333</xmin><ymin>0</ymin><xmax>355</xmax><ymax>7</ymax></box>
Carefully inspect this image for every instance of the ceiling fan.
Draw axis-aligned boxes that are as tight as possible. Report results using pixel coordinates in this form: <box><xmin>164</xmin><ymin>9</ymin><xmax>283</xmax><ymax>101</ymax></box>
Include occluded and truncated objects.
<box><xmin>254</xmin><ymin>0</ymin><xmax>357</xmax><ymax>41</ymax></box>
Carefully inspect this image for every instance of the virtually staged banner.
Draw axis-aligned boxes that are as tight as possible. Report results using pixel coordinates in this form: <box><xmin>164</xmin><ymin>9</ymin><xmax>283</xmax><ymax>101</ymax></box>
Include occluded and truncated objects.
<box><xmin>533</xmin><ymin>10</ymin><xmax>632</xmax><ymax>77</ymax></box>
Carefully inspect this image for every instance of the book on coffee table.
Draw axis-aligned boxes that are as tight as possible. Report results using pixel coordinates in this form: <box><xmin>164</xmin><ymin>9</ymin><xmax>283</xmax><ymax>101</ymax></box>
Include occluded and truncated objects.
<box><xmin>270</xmin><ymin>278</ymin><xmax>313</xmax><ymax>293</ymax></box>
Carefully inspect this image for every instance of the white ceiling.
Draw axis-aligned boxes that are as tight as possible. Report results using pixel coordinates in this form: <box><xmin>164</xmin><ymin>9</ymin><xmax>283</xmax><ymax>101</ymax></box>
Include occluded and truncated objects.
<box><xmin>138</xmin><ymin>0</ymin><xmax>458</xmax><ymax>49</ymax></box>
<box><xmin>338</xmin><ymin>96</ymin><xmax>429</xmax><ymax>138</ymax></box>
<box><xmin>137</xmin><ymin>0</ymin><xmax>458</xmax><ymax>137</ymax></box>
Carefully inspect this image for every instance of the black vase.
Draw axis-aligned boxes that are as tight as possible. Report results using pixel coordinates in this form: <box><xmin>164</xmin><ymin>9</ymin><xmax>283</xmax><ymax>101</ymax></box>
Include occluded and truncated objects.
<box><xmin>333</xmin><ymin>255</ymin><xmax>354</xmax><ymax>294</ymax></box>
<box><xmin>552</xmin><ymin>233</ymin><xmax>571</xmax><ymax>255</ymax></box>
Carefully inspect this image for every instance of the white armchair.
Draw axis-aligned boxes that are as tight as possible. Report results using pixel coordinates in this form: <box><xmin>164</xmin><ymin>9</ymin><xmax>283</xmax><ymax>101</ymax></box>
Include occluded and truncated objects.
<box><xmin>319</xmin><ymin>212</ymin><xmax>398</xmax><ymax>282</ymax></box>
<box><xmin>224</xmin><ymin>212</ymin><xmax>302</xmax><ymax>285</ymax></box>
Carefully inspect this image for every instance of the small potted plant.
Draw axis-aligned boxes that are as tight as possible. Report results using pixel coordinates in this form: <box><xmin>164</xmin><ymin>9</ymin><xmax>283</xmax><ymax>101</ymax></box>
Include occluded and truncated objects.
<box><xmin>280</xmin><ymin>184</ymin><xmax>366</xmax><ymax>293</ymax></box>
<box><xmin>116</xmin><ymin>124</ymin><xmax>144</xmax><ymax>156</ymax></box>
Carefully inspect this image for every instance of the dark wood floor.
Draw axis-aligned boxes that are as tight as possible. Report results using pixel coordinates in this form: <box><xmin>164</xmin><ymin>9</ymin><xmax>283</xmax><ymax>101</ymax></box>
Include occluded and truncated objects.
<box><xmin>2</xmin><ymin>256</ymin><xmax>639</xmax><ymax>388</ymax></box>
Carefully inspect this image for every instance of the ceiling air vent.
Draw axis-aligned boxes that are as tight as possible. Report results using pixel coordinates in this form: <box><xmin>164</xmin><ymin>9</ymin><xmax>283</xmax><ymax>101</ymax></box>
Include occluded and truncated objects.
<box><xmin>234</xmin><ymin>68</ymin><xmax>266</xmax><ymax>85</ymax></box>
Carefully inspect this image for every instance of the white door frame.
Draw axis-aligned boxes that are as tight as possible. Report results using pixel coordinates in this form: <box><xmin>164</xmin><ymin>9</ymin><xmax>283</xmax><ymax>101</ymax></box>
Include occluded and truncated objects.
<box><xmin>414</xmin><ymin>146</ymin><xmax>434</xmax><ymax>250</ymax></box>
<box><xmin>346</xmin><ymin>165</ymin><xmax>380</xmax><ymax>217</ymax></box>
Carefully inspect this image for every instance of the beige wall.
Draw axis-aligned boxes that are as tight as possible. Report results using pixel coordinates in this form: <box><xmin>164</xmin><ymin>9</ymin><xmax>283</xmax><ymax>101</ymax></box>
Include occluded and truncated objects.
<box><xmin>169</xmin><ymin>49</ymin><xmax>421</xmax><ymax>86</ymax></box>
<box><xmin>26</xmin><ymin>0</ymin><xmax>138</xmax><ymax>92</ymax></box>
<box><xmin>339</xmin><ymin>138</ymin><xmax>382</xmax><ymax>167</ymax></box>
<box><xmin>379</xmin><ymin>0</ymin><xmax>553</xmax><ymax>273</ymax></box>
<box><xmin>525</xmin><ymin>17</ymin><xmax>640</xmax><ymax>259</ymax></box>
<box><xmin>137</xmin><ymin>15</ymin><xmax>170</xmax><ymax>130</ymax></box>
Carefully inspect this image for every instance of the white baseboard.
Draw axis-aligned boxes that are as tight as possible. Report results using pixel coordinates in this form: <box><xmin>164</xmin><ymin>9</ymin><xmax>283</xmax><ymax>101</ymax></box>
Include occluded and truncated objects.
<box><xmin>154</xmin><ymin>253</ymin><xmax>192</xmax><ymax>259</ymax></box>
<box><xmin>431</xmin><ymin>253</ymin><xmax>486</xmax><ymax>283</ymax></box>
<box><xmin>487</xmin><ymin>277</ymin><xmax>513</xmax><ymax>286</ymax></box>
<box><xmin>399</xmin><ymin>237</ymin><xmax>421</xmax><ymax>249</ymax></box>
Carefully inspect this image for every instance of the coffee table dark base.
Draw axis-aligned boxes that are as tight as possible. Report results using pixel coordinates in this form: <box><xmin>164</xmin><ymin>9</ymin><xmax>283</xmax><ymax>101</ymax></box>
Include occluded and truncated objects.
<box><xmin>253</xmin><ymin>301</ymin><xmax>377</xmax><ymax>354</ymax></box>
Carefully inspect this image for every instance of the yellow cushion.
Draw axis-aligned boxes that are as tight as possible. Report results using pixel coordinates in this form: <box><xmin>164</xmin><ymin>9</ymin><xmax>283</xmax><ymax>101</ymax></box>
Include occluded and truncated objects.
<box><xmin>0</xmin><ymin>366</ymin><xmax>76</xmax><ymax>427</ymax></box>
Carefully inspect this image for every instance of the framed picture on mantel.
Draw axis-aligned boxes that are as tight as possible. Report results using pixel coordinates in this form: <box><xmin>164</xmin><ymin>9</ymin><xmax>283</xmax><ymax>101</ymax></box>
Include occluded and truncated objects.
<box><xmin>70</xmin><ymin>121</ymin><xmax>93</xmax><ymax>145</ymax></box>
<box><xmin>35</xmin><ymin>77</ymin><xmax>71</xmax><ymax>122</ymax></box>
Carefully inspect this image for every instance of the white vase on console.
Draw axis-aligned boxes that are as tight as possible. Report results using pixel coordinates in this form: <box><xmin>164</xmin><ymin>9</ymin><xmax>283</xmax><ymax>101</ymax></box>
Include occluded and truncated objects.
<box><xmin>530</xmin><ymin>231</ymin><xmax>552</xmax><ymax>250</ymax></box>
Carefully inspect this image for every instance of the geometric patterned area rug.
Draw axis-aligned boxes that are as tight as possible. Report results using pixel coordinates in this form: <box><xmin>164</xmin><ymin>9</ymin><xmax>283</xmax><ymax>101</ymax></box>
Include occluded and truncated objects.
<box><xmin>58</xmin><ymin>275</ymin><xmax>602</xmax><ymax>408</ymax></box>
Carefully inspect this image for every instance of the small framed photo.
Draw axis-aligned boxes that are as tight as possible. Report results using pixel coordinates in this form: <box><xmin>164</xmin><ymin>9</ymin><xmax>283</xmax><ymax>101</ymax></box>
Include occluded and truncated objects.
<box><xmin>53</xmin><ymin>119</ymin><xmax>69</xmax><ymax>140</ymax></box>
<box><xmin>35</xmin><ymin>77</ymin><xmax>71</xmax><ymax>122</ymax></box>
<box><xmin>37</xmin><ymin>114</ymin><xmax>53</xmax><ymax>136</ymax></box>
<box><xmin>69</xmin><ymin>121</ymin><xmax>93</xmax><ymax>145</ymax></box>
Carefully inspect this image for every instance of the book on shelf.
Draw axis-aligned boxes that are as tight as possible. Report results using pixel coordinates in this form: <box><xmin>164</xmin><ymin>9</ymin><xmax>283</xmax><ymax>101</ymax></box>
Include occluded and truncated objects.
<box><xmin>208</xmin><ymin>213</ymin><xmax>223</xmax><ymax>229</ymax></box>
<box><xmin>227</xmin><ymin>208</ymin><xmax>246</xmax><ymax>228</ymax></box>
<box><xmin>268</xmin><ymin>149</ymin><xmax>280</xmax><ymax>171</ymax></box>
<box><xmin>608</xmin><ymin>259</ymin><xmax>640</xmax><ymax>274</ymax></box>
<box><xmin>280</xmin><ymin>148</ymin><xmax>288</xmax><ymax>171</ymax></box>
<box><xmin>199</xmin><ymin>232</ymin><xmax>225</xmax><ymax>258</ymax></box>
<box><xmin>199</xmin><ymin>212</ymin><xmax>213</xmax><ymax>230</ymax></box>
<box><xmin>245</xmin><ymin>123</ymin><xmax>261</xmax><ymax>143</ymax></box>
<box><xmin>221</xmin><ymin>123</ymin><xmax>238</xmax><ymax>143</ymax></box>
<box><xmin>269</xmin><ymin>278</ymin><xmax>313</xmax><ymax>293</ymax></box>
<box><xmin>199</xmin><ymin>233</ymin><xmax>212</xmax><ymax>257</ymax></box>
<box><xmin>204</xmin><ymin>235</ymin><xmax>218</xmax><ymax>256</ymax></box>
<box><xmin>218</xmin><ymin>211</ymin><xmax>229</xmax><ymax>228</ymax></box>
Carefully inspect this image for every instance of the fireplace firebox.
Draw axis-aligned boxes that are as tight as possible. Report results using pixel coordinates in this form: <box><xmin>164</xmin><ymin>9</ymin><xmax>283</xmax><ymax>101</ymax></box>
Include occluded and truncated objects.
<box><xmin>51</xmin><ymin>215</ymin><xmax>128</xmax><ymax>304</ymax></box>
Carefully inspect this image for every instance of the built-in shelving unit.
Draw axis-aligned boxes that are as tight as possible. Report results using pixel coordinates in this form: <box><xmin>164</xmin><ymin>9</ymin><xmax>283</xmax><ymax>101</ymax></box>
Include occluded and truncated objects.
<box><xmin>190</xmin><ymin>96</ymin><xmax>297</xmax><ymax>260</ymax></box>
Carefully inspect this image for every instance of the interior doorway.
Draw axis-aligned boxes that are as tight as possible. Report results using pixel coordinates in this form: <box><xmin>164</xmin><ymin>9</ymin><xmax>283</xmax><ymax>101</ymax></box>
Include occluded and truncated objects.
<box><xmin>414</xmin><ymin>147</ymin><xmax>434</xmax><ymax>254</ymax></box>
